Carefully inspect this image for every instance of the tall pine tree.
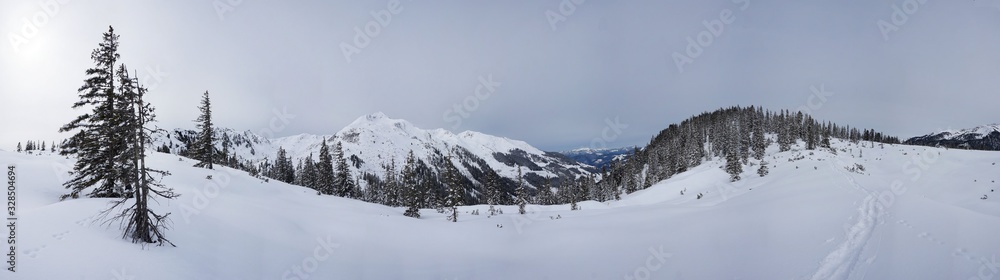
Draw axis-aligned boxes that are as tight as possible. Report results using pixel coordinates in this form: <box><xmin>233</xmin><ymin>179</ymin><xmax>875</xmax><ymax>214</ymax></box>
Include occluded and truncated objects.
<box><xmin>333</xmin><ymin>141</ymin><xmax>356</xmax><ymax>198</ymax></box>
<box><xmin>316</xmin><ymin>138</ymin><xmax>335</xmax><ymax>195</ymax></box>
<box><xmin>193</xmin><ymin>91</ymin><xmax>214</xmax><ymax>169</ymax></box>
<box><xmin>60</xmin><ymin>26</ymin><xmax>126</xmax><ymax>199</ymax></box>
<box><xmin>516</xmin><ymin>166</ymin><xmax>527</xmax><ymax>215</ymax></box>
<box><xmin>402</xmin><ymin>151</ymin><xmax>420</xmax><ymax>218</ymax></box>
<box><xmin>443</xmin><ymin>153</ymin><xmax>463</xmax><ymax>222</ymax></box>
<box><xmin>484</xmin><ymin>168</ymin><xmax>501</xmax><ymax>216</ymax></box>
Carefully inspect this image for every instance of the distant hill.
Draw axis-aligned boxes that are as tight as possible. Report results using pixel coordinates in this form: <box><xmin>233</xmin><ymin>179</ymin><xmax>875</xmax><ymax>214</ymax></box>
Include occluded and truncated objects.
<box><xmin>559</xmin><ymin>147</ymin><xmax>635</xmax><ymax>170</ymax></box>
<box><xmin>904</xmin><ymin>124</ymin><xmax>1000</xmax><ymax>151</ymax></box>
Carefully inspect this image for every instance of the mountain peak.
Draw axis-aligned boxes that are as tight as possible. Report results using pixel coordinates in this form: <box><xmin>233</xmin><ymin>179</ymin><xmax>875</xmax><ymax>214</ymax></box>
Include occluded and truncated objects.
<box><xmin>345</xmin><ymin>112</ymin><xmax>410</xmax><ymax>131</ymax></box>
<box><xmin>365</xmin><ymin>111</ymin><xmax>389</xmax><ymax>121</ymax></box>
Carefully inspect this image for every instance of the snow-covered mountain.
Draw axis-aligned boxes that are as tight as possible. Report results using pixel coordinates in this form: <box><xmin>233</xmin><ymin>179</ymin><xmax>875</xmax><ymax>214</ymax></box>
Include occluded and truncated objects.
<box><xmin>560</xmin><ymin>146</ymin><xmax>635</xmax><ymax>170</ymax></box>
<box><xmin>152</xmin><ymin>112</ymin><xmax>596</xmax><ymax>190</ymax></box>
<box><xmin>904</xmin><ymin>124</ymin><xmax>1000</xmax><ymax>150</ymax></box>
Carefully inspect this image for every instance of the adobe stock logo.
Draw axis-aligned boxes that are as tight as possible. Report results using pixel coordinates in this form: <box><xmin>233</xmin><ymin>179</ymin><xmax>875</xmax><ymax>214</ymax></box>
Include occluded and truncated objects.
<box><xmin>443</xmin><ymin>74</ymin><xmax>501</xmax><ymax>130</ymax></box>
<box><xmin>340</xmin><ymin>0</ymin><xmax>404</xmax><ymax>64</ymax></box>
<box><xmin>671</xmin><ymin>0</ymin><xmax>750</xmax><ymax>74</ymax></box>
<box><xmin>545</xmin><ymin>0</ymin><xmax>587</xmax><ymax>32</ymax></box>
<box><xmin>876</xmin><ymin>0</ymin><xmax>929</xmax><ymax>41</ymax></box>
<box><xmin>8</xmin><ymin>0</ymin><xmax>72</xmax><ymax>53</ymax></box>
<box><xmin>213</xmin><ymin>0</ymin><xmax>245</xmax><ymax>21</ymax></box>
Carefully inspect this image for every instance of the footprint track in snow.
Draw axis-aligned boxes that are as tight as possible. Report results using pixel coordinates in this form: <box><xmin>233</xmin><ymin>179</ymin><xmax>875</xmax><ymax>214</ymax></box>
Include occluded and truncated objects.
<box><xmin>810</xmin><ymin>195</ymin><xmax>881</xmax><ymax>280</ymax></box>
<box><xmin>896</xmin><ymin>219</ymin><xmax>914</xmax><ymax>229</ymax></box>
<box><xmin>52</xmin><ymin>230</ymin><xmax>70</xmax><ymax>240</ymax></box>
<box><xmin>23</xmin><ymin>245</ymin><xmax>46</xmax><ymax>258</ymax></box>
<box><xmin>25</xmin><ymin>213</ymin><xmax>101</xmax><ymax>259</ymax></box>
<box><xmin>811</xmin><ymin>158</ymin><xmax>885</xmax><ymax>280</ymax></box>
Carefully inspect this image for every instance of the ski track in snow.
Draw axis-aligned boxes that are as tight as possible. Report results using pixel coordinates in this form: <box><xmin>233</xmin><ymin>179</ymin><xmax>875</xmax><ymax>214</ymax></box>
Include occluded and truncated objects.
<box><xmin>810</xmin><ymin>157</ymin><xmax>883</xmax><ymax>280</ymax></box>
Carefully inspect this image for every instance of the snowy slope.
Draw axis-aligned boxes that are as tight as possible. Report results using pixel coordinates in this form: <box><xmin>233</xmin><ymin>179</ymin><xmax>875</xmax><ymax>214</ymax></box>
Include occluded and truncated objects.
<box><xmin>5</xmin><ymin>138</ymin><xmax>1000</xmax><ymax>279</ymax></box>
<box><xmin>152</xmin><ymin>112</ymin><xmax>596</xmax><ymax>188</ymax></box>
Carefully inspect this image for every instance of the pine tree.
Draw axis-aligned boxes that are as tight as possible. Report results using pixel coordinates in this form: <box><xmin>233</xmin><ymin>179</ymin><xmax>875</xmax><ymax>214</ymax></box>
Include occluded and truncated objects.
<box><xmin>60</xmin><ymin>26</ymin><xmax>127</xmax><ymax>199</ymax></box>
<box><xmin>16</xmin><ymin>142</ymin><xmax>21</xmax><ymax>153</ymax></box>
<box><xmin>316</xmin><ymin>138</ymin><xmax>335</xmax><ymax>195</ymax></box>
<box><xmin>751</xmin><ymin>113</ymin><xmax>766</xmax><ymax>160</ymax></box>
<box><xmin>485</xmin><ymin>168</ymin><xmax>501</xmax><ymax>216</ymax></box>
<box><xmin>193</xmin><ymin>91</ymin><xmax>214</xmax><ymax>169</ymax></box>
<box><xmin>443</xmin><ymin>153</ymin><xmax>463</xmax><ymax>222</ymax></box>
<box><xmin>805</xmin><ymin>118</ymin><xmax>817</xmax><ymax>150</ymax></box>
<box><xmin>103</xmin><ymin>65</ymin><xmax>178</xmax><ymax>246</ymax></box>
<box><xmin>402</xmin><ymin>151</ymin><xmax>420</xmax><ymax>218</ymax></box>
<box><xmin>821</xmin><ymin>127</ymin><xmax>832</xmax><ymax>149</ymax></box>
<box><xmin>333</xmin><ymin>141</ymin><xmax>356</xmax><ymax>198</ymax></box>
<box><xmin>569</xmin><ymin>178</ymin><xmax>580</xmax><ymax>211</ymax></box>
<box><xmin>298</xmin><ymin>153</ymin><xmax>318</xmax><ymax>190</ymax></box>
<box><xmin>778</xmin><ymin>112</ymin><xmax>792</xmax><ymax>152</ymax></box>
<box><xmin>516</xmin><ymin>166</ymin><xmax>527</xmax><ymax>215</ymax></box>
<box><xmin>420</xmin><ymin>161</ymin><xmax>440</xmax><ymax>210</ymax></box>
<box><xmin>220</xmin><ymin>134</ymin><xmax>231</xmax><ymax>167</ymax></box>
<box><xmin>272</xmin><ymin>147</ymin><xmax>294</xmax><ymax>183</ymax></box>
<box><xmin>725</xmin><ymin>150</ymin><xmax>742</xmax><ymax>182</ymax></box>
<box><xmin>384</xmin><ymin>159</ymin><xmax>400</xmax><ymax>206</ymax></box>
<box><xmin>537</xmin><ymin>176</ymin><xmax>554</xmax><ymax>205</ymax></box>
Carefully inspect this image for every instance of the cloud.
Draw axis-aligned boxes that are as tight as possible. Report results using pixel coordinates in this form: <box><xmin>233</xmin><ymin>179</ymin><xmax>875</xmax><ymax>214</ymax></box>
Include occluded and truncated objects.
<box><xmin>2</xmin><ymin>0</ymin><xmax>999</xmax><ymax>152</ymax></box>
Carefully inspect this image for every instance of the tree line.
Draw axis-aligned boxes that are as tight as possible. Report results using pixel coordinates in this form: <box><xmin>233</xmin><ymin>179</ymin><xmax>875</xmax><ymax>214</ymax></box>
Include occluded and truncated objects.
<box><xmin>598</xmin><ymin>106</ymin><xmax>901</xmax><ymax>198</ymax></box>
<box><xmin>14</xmin><ymin>140</ymin><xmax>57</xmax><ymax>153</ymax></box>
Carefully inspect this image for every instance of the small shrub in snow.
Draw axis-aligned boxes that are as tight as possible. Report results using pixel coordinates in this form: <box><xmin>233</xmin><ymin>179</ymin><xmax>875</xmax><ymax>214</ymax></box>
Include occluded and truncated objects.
<box><xmin>757</xmin><ymin>162</ymin><xmax>769</xmax><ymax>177</ymax></box>
<box><xmin>844</xmin><ymin>163</ymin><xmax>866</xmax><ymax>174</ymax></box>
<box><xmin>404</xmin><ymin>207</ymin><xmax>420</xmax><ymax>218</ymax></box>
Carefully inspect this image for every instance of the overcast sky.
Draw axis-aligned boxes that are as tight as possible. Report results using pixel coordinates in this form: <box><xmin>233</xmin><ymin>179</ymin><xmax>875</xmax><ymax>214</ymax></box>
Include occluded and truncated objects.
<box><xmin>2</xmin><ymin>0</ymin><xmax>999</xmax><ymax>152</ymax></box>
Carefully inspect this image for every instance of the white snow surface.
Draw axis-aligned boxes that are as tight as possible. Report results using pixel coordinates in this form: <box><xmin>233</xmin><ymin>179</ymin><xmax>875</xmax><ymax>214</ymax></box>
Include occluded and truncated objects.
<box><xmin>5</xmin><ymin>139</ymin><xmax>1000</xmax><ymax>279</ymax></box>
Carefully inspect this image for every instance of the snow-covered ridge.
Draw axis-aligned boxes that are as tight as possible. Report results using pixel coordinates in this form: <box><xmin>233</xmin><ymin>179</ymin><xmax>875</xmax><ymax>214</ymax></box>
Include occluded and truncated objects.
<box><xmin>151</xmin><ymin>112</ymin><xmax>596</xmax><ymax>188</ymax></box>
<box><xmin>905</xmin><ymin>124</ymin><xmax>1000</xmax><ymax>150</ymax></box>
<box><xmin>932</xmin><ymin>124</ymin><xmax>1000</xmax><ymax>140</ymax></box>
